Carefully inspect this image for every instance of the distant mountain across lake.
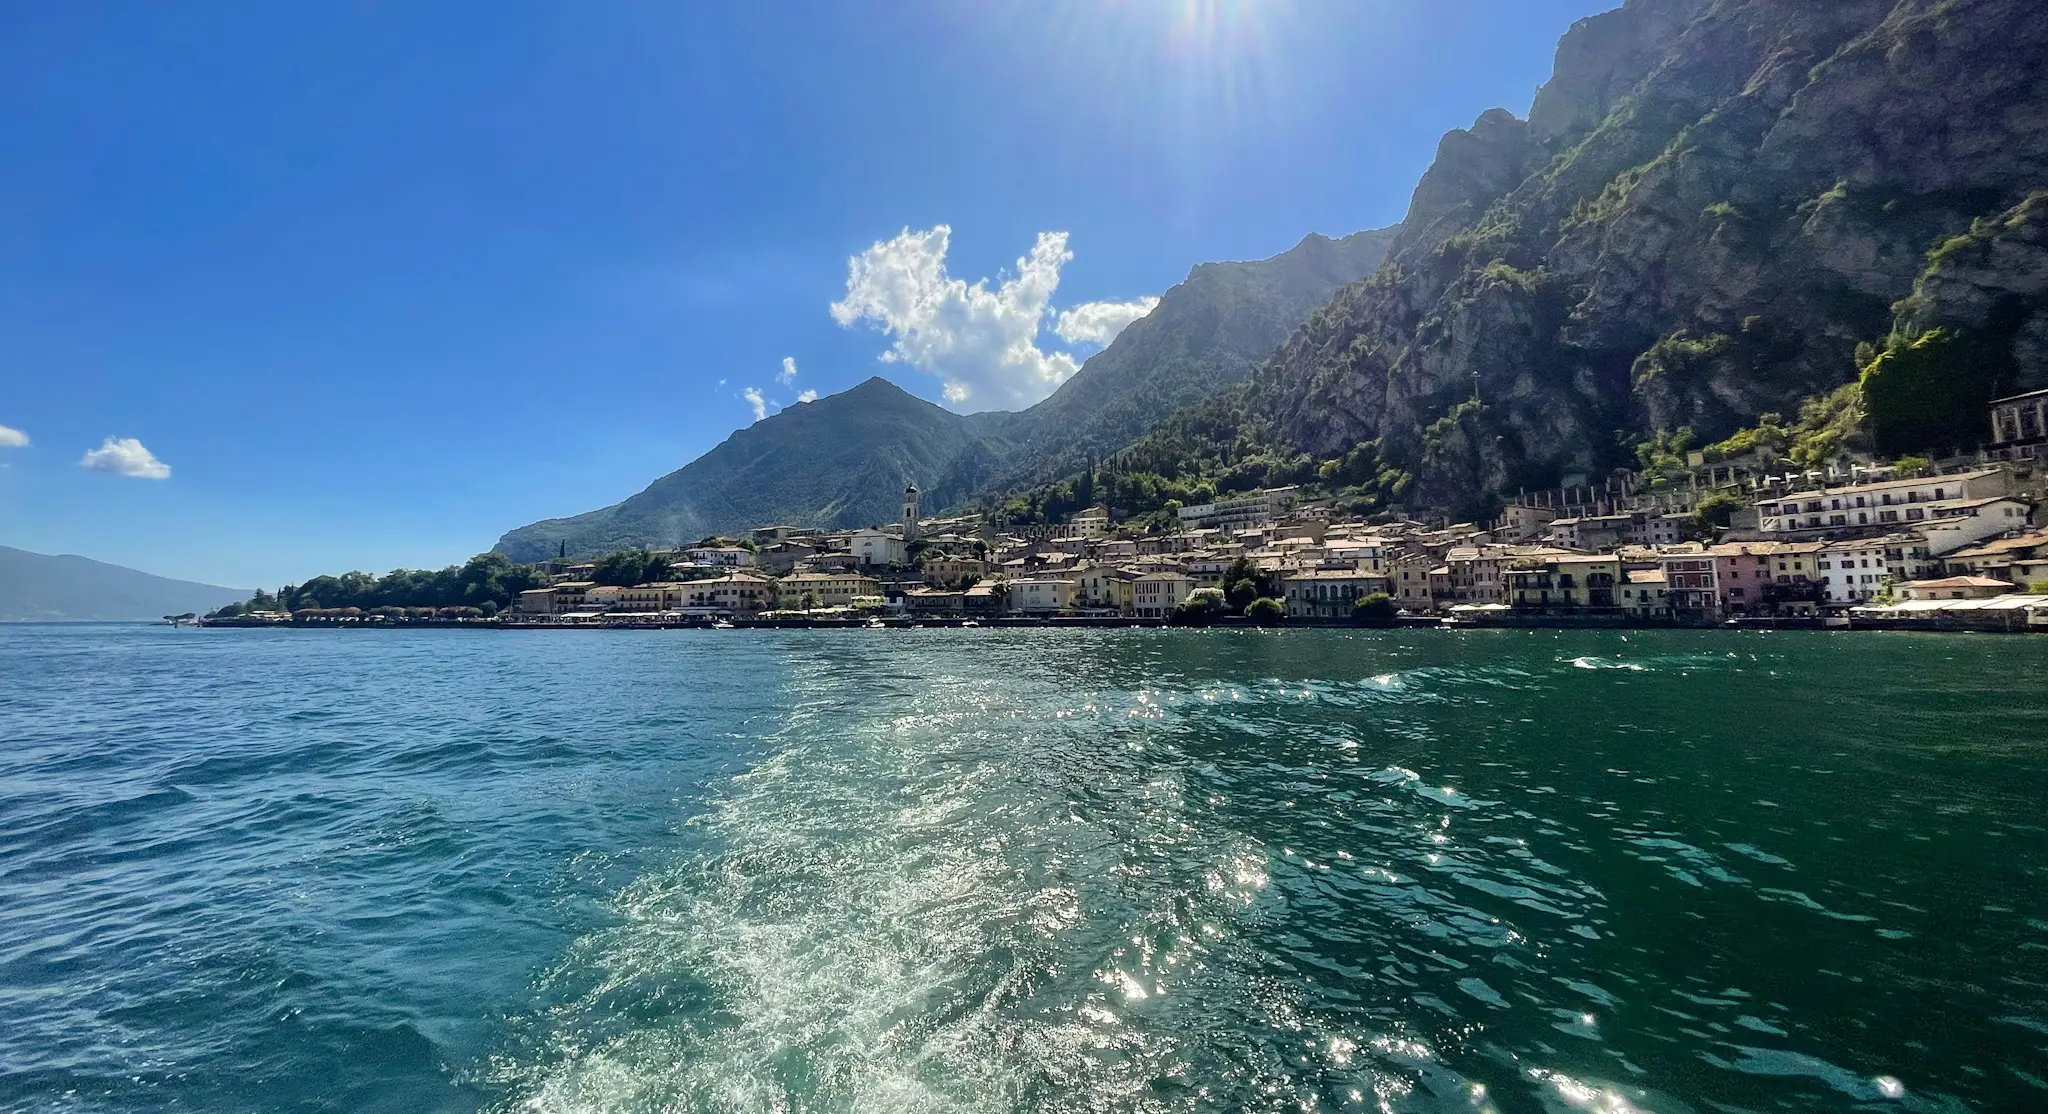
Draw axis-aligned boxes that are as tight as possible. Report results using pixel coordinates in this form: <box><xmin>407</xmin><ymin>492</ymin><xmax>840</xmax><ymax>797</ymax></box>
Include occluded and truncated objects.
<box><xmin>0</xmin><ymin>546</ymin><xmax>247</xmax><ymax>621</ymax></box>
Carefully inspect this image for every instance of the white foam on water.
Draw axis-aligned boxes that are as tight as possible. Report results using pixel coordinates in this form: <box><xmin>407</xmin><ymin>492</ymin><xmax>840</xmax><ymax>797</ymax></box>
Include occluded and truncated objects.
<box><xmin>496</xmin><ymin>662</ymin><xmax>1472</xmax><ymax>1113</ymax></box>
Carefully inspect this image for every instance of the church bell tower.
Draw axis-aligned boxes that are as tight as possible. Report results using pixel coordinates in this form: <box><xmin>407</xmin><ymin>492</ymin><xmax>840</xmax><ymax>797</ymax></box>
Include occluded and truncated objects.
<box><xmin>902</xmin><ymin>483</ymin><xmax>921</xmax><ymax>543</ymax></box>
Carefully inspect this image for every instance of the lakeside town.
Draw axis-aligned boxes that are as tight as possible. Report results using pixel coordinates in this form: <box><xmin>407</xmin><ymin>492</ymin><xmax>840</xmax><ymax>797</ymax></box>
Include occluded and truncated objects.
<box><xmin>201</xmin><ymin>388</ymin><xmax>2048</xmax><ymax>634</ymax></box>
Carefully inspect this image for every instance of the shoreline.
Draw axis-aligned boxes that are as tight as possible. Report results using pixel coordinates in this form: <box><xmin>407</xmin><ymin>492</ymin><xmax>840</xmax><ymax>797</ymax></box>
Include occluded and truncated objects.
<box><xmin>195</xmin><ymin>614</ymin><xmax>2048</xmax><ymax>634</ymax></box>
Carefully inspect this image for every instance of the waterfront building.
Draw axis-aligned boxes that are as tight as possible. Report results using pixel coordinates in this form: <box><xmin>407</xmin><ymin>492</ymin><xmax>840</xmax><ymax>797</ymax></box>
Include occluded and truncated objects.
<box><xmin>1131</xmin><ymin>572</ymin><xmax>1197</xmax><ymax>619</ymax></box>
<box><xmin>1388</xmin><ymin>554</ymin><xmax>1436</xmax><ymax>611</ymax></box>
<box><xmin>1280</xmin><ymin>569</ymin><xmax>1390</xmax><ymax>619</ymax></box>
<box><xmin>1881</xmin><ymin>534</ymin><xmax>1939</xmax><ymax>584</ymax></box>
<box><xmin>1508</xmin><ymin>554</ymin><xmax>1621</xmax><ymax>609</ymax></box>
<box><xmin>1074</xmin><ymin>565</ymin><xmax>1139</xmax><ymax>612</ymax></box>
<box><xmin>1441</xmin><ymin>546</ymin><xmax>1510</xmax><ymax>605</ymax></box>
<box><xmin>517</xmin><ymin>587</ymin><xmax>558</xmax><ymax>615</ymax></box>
<box><xmin>778</xmin><ymin>571</ymin><xmax>883</xmax><ymax>608</ymax></box>
<box><xmin>1620</xmin><ymin>568</ymin><xmax>1669</xmax><ymax>617</ymax></box>
<box><xmin>1660</xmin><ymin>552</ymin><xmax>1719</xmax><ymax>614</ymax></box>
<box><xmin>963</xmin><ymin>581</ymin><xmax>1004</xmax><ymax>615</ymax></box>
<box><xmin>1009</xmin><ymin>578</ymin><xmax>1076</xmax><ymax>613</ymax></box>
<box><xmin>680</xmin><ymin>573</ymin><xmax>775</xmax><ymax>616</ymax></box>
<box><xmin>1898</xmin><ymin>576</ymin><xmax>2015</xmax><ymax>601</ymax></box>
<box><xmin>1942</xmin><ymin>530</ymin><xmax>2048</xmax><ymax>586</ymax></box>
<box><xmin>903</xmin><ymin>588</ymin><xmax>965</xmax><ymax>616</ymax></box>
<box><xmin>1702</xmin><ymin>542</ymin><xmax>1825</xmax><ymax>614</ymax></box>
<box><xmin>1818</xmin><ymin>539</ymin><xmax>1891</xmax><ymax>606</ymax></box>
<box><xmin>618</xmin><ymin>582</ymin><xmax>693</xmax><ymax>612</ymax></box>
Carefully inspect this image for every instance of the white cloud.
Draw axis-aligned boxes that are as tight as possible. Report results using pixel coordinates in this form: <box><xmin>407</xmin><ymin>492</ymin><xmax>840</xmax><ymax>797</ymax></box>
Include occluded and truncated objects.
<box><xmin>0</xmin><ymin>424</ymin><xmax>27</xmax><ymax>448</ymax></box>
<box><xmin>831</xmin><ymin>225</ymin><xmax>1155</xmax><ymax>412</ymax></box>
<box><xmin>79</xmin><ymin>436</ymin><xmax>171</xmax><ymax>479</ymax></box>
<box><xmin>742</xmin><ymin>388</ymin><xmax>769</xmax><ymax>422</ymax></box>
<box><xmin>797</xmin><ymin>389</ymin><xmax>818</xmax><ymax>403</ymax></box>
<box><xmin>778</xmin><ymin>356</ymin><xmax>798</xmax><ymax>385</ymax></box>
<box><xmin>1055</xmin><ymin>297</ymin><xmax>1159</xmax><ymax>346</ymax></box>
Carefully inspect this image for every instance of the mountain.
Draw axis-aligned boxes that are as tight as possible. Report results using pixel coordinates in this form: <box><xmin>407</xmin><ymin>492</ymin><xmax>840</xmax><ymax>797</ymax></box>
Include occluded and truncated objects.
<box><xmin>0</xmin><ymin>547</ymin><xmax>247</xmax><ymax>621</ymax></box>
<box><xmin>1231</xmin><ymin>0</ymin><xmax>2048</xmax><ymax>515</ymax></box>
<box><xmin>495</xmin><ymin>227</ymin><xmax>1397</xmax><ymax>558</ymax></box>
<box><xmin>970</xmin><ymin>227</ymin><xmax>1398</xmax><ymax>490</ymax></box>
<box><xmin>495</xmin><ymin>378</ymin><xmax>1008</xmax><ymax>561</ymax></box>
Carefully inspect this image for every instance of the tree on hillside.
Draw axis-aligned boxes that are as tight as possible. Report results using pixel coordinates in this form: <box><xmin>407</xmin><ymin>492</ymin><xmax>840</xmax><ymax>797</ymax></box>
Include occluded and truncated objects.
<box><xmin>593</xmin><ymin>549</ymin><xmax>669</xmax><ymax>586</ymax></box>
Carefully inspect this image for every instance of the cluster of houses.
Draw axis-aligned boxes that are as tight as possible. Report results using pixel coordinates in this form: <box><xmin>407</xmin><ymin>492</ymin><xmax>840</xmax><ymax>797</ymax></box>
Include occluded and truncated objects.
<box><xmin>513</xmin><ymin>440</ymin><xmax>2048</xmax><ymax>624</ymax></box>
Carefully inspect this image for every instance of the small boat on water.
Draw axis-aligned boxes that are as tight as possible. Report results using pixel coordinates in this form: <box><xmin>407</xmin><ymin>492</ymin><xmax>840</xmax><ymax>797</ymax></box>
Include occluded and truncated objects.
<box><xmin>711</xmin><ymin>619</ymin><xmax>735</xmax><ymax>630</ymax></box>
<box><xmin>959</xmin><ymin>620</ymin><xmax>980</xmax><ymax>628</ymax></box>
<box><xmin>864</xmin><ymin>617</ymin><xmax>886</xmax><ymax>629</ymax></box>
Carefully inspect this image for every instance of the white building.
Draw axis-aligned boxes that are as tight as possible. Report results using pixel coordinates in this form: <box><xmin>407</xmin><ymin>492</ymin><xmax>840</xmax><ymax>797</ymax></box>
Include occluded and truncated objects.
<box><xmin>685</xmin><ymin>546</ymin><xmax>755</xmax><ymax>568</ymax></box>
<box><xmin>1009</xmin><ymin>578</ymin><xmax>1076</xmax><ymax>613</ymax></box>
<box><xmin>1914</xmin><ymin>498</ymin><xmax>2033</xmax><ymax>555</ymax></box>
<box><xmin>1818</xmin><ymin>538</ymin><xmax>1890</xmax><ymax>606</ymax></box>
<box><xmin>852</xmin><ymin>528</ymin><xmax>906</xmax><ymax>567</ymax></box>
<box><xmin>1131</xmin><ymin>572</ymin><xmax>1196</xmax><ymax>619</ymax></box>
<box><xmin>1055</xmin><ymin>506</ymin><xmax>1113</xmax><ymax>540</ymax></box>
<box><xmin>1176</xmin><ymin>486</ymin><xmax>1300</xmax><ymax>530</ymax></box>
<box><xmin>1756</xmin><ymin>468</ymin><xmax>2009</xmax><ymax>536</ymax></box>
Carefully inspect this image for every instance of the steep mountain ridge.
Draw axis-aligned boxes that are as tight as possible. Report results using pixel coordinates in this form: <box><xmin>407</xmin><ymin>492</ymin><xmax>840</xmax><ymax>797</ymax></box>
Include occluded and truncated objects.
<box><xmin>1243</xmin><ymin>0</ymin><xmax>2048</xmax><ymax>514</ymax></box>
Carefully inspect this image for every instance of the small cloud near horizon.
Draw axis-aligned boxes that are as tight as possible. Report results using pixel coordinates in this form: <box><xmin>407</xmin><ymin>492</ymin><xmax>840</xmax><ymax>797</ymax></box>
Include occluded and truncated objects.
<box><xmin>797</xmin><ymin>388</ymin><xmax>818</xmax><ymax>403</ymax></box>
<box><xmin>79</xmin><ymin>436</ymin><xmax>171</xmax><ymax>479</ymax></box>
<box><xmin>778</xmin><ymin>356</ymin><xmax>798</xmax><ymax>386</ymax></box>
<box><xmin>0</xmin><ymin>424</ymin><xmax>28</xmax><ymax>448</ymax></box>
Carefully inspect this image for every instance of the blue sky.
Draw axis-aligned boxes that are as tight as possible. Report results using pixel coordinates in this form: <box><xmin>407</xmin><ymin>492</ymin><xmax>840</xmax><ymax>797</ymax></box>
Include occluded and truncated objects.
<box><xmin>0</xmin><ymin>0</ymin><xmax>1611</xmax><ymax>589</ymax></box>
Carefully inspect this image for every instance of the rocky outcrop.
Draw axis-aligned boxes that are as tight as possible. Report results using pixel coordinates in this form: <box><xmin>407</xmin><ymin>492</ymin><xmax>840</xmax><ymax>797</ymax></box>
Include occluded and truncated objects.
<box><xmin>1387</xmin><ymin>109</ymin><xmax>1535</xmax><ymax>258</ymax></box>
<box><xmin>1258</xmin><ymin>0</ymin><xmax>2048</xmax><ymax>516</ymax></box>
<box><xmin>1528</xmin><ymin>0</ymin><xmax>1711</xmax><ymax>144</ymax></box>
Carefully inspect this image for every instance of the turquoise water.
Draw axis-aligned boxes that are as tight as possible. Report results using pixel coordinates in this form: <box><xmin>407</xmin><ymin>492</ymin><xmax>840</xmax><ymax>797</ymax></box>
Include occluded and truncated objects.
<box><xmin>1</xmin><ymin>625</ymin><xmax>2044</xmax><ymax>1113</ymax></box>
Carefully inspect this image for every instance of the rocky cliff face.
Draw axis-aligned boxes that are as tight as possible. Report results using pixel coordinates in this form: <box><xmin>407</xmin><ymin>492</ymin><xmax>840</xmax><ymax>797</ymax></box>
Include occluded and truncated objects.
<box><xmin>1261</xmin><ymin>0</ymin><xmax>2048</xmax><ymax>514</ymax></box>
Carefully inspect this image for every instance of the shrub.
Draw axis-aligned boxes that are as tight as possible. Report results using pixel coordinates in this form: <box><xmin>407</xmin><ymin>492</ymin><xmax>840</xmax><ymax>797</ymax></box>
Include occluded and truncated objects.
<box><xmin>1174</xmin><ymin>588</ymin><xmax>1226</xmax><ymax>626</ymax></box>
<box><xmin>1245</xmin><ymin>597</ymin><xmax>1286</xmax><ymax>626</ymax></box>
<box><xmin>1352</xmin><ymin>592</ymin><xmax>1397</xmax><ymax>624</ymax></box>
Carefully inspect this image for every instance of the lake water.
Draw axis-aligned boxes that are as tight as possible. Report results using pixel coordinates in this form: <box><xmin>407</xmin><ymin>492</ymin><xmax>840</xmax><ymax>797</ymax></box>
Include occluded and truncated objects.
<box><xmin>1</xmin><ymin>624</ymin><xmax>2044</xmax><ymax>1113</ymax></box>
